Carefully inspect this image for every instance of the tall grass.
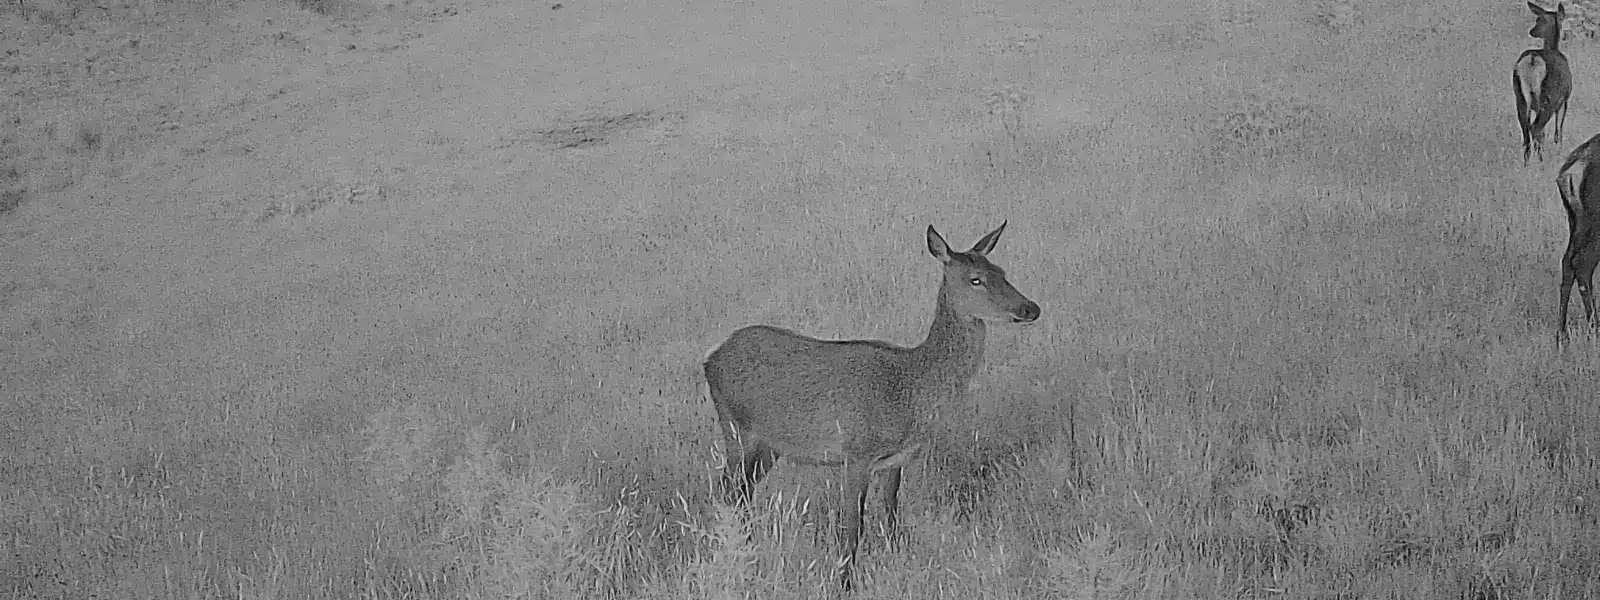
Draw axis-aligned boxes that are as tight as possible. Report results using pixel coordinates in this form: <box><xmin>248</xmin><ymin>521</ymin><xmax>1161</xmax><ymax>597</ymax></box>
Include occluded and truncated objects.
<box><xmin>8</xmin><ymin>0</ymin><xmax>1600</xmax><ymax>597</ymax></box>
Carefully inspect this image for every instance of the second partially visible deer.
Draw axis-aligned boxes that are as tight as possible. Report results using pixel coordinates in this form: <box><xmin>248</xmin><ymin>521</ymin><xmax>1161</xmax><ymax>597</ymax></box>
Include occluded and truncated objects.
<box><xmin>1515</xmin><ymin>2</ymin><xmax>1572</xmax><ymax>166</ymax></box>
<box><xmin>1558</xmin><ymin>134</ymin><xmax>1600</xmax><ymax>343</ymax></box>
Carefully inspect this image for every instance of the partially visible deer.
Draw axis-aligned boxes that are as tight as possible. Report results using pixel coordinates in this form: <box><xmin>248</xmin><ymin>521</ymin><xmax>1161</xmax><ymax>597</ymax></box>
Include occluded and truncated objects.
<box><xmin>703</xmin><ymin>223</ymin><xmax>1040</xmax><ymax>591</ymax></box>
<box><xmin>1558</xmin><ymin>135</ymin><xmax>1600</xmax><ymax>343</ymax></box>
<box><xmin>1515</xmin><ymin>2</ymin><xmax>1572</xmax><ymax>166</ymax></box>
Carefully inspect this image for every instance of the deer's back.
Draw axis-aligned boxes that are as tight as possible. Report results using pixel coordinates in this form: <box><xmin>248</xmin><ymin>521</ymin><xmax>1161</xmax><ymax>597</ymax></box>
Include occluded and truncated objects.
<box><xmin>1519</xmin><ymin>49</ymin><xmax>1572</xmax><ymax>96</ymax></box>
<box><xmin>1545</xmin><ymin>51</ymin><xmax>1572</xmax><ymax>91</ymax></box>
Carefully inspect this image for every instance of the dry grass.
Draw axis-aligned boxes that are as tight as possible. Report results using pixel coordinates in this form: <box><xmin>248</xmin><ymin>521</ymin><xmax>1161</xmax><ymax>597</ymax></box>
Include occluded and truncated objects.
<box><xmin>5</xmin><ymin>0</ymin><xmax>1600</xmax><ymax>597</ymax></box>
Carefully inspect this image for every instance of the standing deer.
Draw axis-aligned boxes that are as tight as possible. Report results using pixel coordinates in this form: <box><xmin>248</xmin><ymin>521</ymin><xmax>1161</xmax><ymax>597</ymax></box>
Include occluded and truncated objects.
<box><xmin>1558</xmin><ymin>134</ymin><xmax>1600</xmax><ymax>343</ymax></box>
<box><xmin>1514</xmin><ymin>2</ymin><xmax>1571</xmax><ymax>166</ymax></box>
<box><xmin>703</xmin><ymin>223</ymin><xmax>1040</xmax><ymax>591</ymax></box>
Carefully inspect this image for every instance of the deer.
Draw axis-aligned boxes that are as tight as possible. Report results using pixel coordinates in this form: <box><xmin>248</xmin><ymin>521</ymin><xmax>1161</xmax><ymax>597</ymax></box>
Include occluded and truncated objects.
<box><xmin>1558</xmin><ymin>134</ymin><xmax>1600</xmax><ymax>343</ymax></box>
<box><xmin>1514</xmin><ymin>2</ymin><xmax>1572</xmax><ymax>166</ymax></box>
<box><xmin>702</xmin><ymin>222</ymin><xmax>1040</xmax><ymax>591</ymax></box>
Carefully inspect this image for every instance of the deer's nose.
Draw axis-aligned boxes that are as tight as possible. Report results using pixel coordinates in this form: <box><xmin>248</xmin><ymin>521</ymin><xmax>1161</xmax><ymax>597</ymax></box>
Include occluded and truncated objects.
<box><xmin>1014</xmin><ymin>301</ymin><xmax>1040</xmax><ymax>323</ymax></box>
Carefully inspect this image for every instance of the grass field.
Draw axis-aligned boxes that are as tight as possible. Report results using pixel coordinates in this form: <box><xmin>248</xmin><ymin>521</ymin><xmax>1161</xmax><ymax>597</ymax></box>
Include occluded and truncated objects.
<box><xmin>6</xmin><ymin>0</ymin><xmax>1600</xmax><ymax>597</ymax></box>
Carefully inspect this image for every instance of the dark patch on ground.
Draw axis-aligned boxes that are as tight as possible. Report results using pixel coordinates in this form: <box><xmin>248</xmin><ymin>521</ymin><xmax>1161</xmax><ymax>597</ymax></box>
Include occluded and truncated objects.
<box><xmin>256</xmin><ymin>180</ymin><xmax>387</xmax><ymax>222</ymax></box>
<box><xmin>0</xmin><ymin>165</ymin><xmax>22</xmax><ymax>215</ymax></box>
<box><xmin>530</xmin><ymin>110</ymin><xmax>679</xmax><ymax>150</ymax></box>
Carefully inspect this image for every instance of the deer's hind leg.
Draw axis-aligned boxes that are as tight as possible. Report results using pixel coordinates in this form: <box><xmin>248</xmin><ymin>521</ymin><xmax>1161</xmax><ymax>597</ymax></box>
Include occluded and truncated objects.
<box><xmin>876</xmin><ymin>467</ymin><xmax>904</xmax><ymax>544</ymax></box>
<box><xmin>1556</xmin><ymin>97</ymin><xmax>1570</xmax><ymax>146</ymax></box>
<box><xmin>1516</xmin><ymin>71</ymin><xmax>1534</xmax><ymax>164</ymax></box>
<box><xmin>719</xmin><ymin>422</ymin><xmax>779</xmax><ymax>506</ymax></box>
<box><xmin>1575</xmin><ymin>240</ymin><xmax>1600</xmax><ymax>328</ymax></box>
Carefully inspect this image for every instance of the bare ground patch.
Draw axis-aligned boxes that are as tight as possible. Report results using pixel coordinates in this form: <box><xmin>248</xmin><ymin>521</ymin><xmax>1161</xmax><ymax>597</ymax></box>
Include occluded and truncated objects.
<box><xmin>256</xmin><ymin>177</ymin><xmax>389</xmax><ymax>221</ymax></box>
<box><xmin>520</xmin><ymin>110</ymin><xmax>686</xmax><ymax>150</ymax></box>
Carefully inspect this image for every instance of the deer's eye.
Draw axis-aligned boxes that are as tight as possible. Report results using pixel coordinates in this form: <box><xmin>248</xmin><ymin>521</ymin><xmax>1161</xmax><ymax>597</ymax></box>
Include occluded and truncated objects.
<box><xmin>969</xmin><ymin>277</ymin><xmax>983</xmax><ymax>286</ymax></box>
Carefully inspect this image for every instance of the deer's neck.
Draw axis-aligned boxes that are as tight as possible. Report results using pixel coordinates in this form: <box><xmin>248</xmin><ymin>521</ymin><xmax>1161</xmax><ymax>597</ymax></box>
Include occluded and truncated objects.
<box><xmin>1543</xmin><ymin>29</ymin><xmax>1562</xmax><ymax>53</ymax></box>
<box><xmin>910</xmin><ymin>292</ymin><xmax>988</xmax><ymax>397</ymax></box>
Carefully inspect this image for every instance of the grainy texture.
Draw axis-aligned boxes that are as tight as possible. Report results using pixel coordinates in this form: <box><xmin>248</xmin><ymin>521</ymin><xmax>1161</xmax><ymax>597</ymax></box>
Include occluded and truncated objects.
<box><xmin>4</xmin><ymin>0</ymin><xmax>1600</xmax><ymax>597</ymax></box>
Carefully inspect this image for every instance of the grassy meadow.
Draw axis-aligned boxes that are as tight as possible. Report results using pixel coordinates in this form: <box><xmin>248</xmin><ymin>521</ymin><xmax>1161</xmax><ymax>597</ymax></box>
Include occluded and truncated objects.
<box><xmin>5</xmin><ymin>0</ymin><xmax>1600</xmax><ymax>597</ymax></box>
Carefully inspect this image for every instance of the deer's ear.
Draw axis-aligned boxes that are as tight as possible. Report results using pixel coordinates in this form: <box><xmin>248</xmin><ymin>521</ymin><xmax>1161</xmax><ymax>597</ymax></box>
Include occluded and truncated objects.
<box><xmin>1531</xmin><ymin>2</ymin><xmax>1546</xmax><ymax>16</ymax></box>
<box><xmin>968</xmin><ymin>221</ymin><xmax>1007</xmax><ymax>256</ymax></box>
<box><xmin>927</xmin><ymin>225</ymin><xmax>954</xmax><ymax>264</ymax></box>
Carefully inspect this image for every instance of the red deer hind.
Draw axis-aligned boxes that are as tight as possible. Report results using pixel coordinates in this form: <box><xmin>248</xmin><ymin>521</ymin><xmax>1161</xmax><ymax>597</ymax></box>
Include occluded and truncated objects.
<box><xmin>703</xmin><ymin>223</ymin><xmax>1040</xmax><ymax>591</ymax></box>
<box><xmin>1514</xmin><ymin>2</ymin><xmax>1572</xmax><ymax>165</ymax></box>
